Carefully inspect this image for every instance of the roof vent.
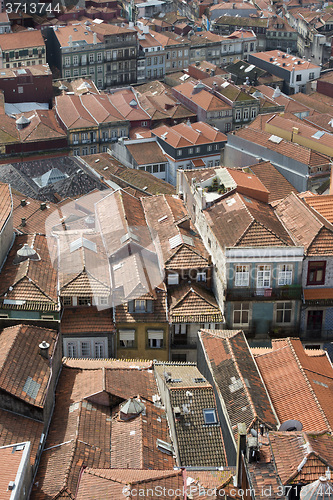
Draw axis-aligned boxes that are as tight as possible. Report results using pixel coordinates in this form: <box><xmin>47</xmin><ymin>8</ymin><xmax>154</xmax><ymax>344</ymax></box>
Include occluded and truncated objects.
<box><xmin>13</xmin><ymin>243</ymin><xmax>40</xmax><ymax>264</ymax></box>
<box><xmin>272</xmin><ymin>86</ymin><xmax>281</xmax><ymax>99</ymax></box>
<box><xmin>8</xmin><ymin>481</ymin><xmax>15</xmax><ymax>491</ymax></box>
<box><xmin>20</xmin><ymin>199</ymin><xmax>26</xmax><ymax>207</ymax></box>
<box><xmin>85</xmin><ymin>215</ymin><xmax>95</xmax><ymax>228</ymax></box>
<box><xmin>39</xmin><ymin>341</ymin><xmax>50</xmax><ymax>359</ymax></box>
<box><xmin>59</xmin><ymin>84</ymin><xmax>68</xmax><ymax>90</ymax></box>
<box><xmin>129</xmin><ymin>99</ymin><xmax>137</xmax><ymax>107</ymax></box>
<box><xmin>16</xmin><ymin>115</ymin><xmax>30</xmax><ymax>130</ymax></box>
<box><xmin>119</xmin><ymin>397</ymin><xmax>145</xmax><ymax>421</ymax></box>
<box><xmin>40</xmin><ymin>202</ymin><xmax>47</xmax><ymax>211</ymax></box>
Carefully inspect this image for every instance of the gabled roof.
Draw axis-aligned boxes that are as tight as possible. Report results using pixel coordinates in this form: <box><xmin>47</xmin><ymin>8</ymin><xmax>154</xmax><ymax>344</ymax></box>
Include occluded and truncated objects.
<box><xmin>76</xmin><ymin>469</ymin><xmax>183</xmax><ymax>499</ymax></box>
<box><xmin>199</xmin><ymin>329</ymin><xmax>278</xmax><ymax>438</ymax></box>
<box><xmin>108</xmin><ymin>88</ymin><xmax>150</xmax><ymax>122</ymax></box>
<box><xmin>303</xmin><ymin>194</ymin><xmax>333</xmax><ymax>224</ymax></box>
<box><xmin>31</xmin><ymin>363</ymin><xmax>174</xmax><ymax>499</ymax></box>
<box><xmin>268</xmin><ymin>431</ymin><xmax>333</xmax><ymax>485</ymax></box>
<box><xmin>0</xmin><ymin>234</ymin><xmax>58</xmax><ymax>311</ymax></box>
<box><xmin>0</xmin><ymin>29</ymin><xmax>44</xmax><ymax>50</ymax></box>
<box><xmin>0</xmin><ymin>324</ymin><xmax>58</xmax><ymax>409</ymax></box>
<box><xmin>254</xmin><ymin>337</ymin><xmax>333</xmax><ymax>432</ymax></box>
<box><xmin>248</xmin><ymin>161</ymin><xmax>298</xmax><ymax>203</ymax></box>
<box><xmin>275</xmin><ymin>192</ymin><xmax>333</xmax><ymax>255</ymax></box>
<box><xmin>0</xmin><ymin>182</ymin><xmax>12</xmax><ymax>232</ymax></box>
<box><xmin>173</xmin><ymin>81</ymin><xmax>232</xmax><ymax>112</ymax></box>
<box><xmin>168</xmin><ymin>283</ymin><xmax>223</xmax><ymax>323</ymax></box>
<box><xmin>153</xmin><ymin>121</ymin><xmax>227</xmax><ymax>148</ymax></box>
<box><xmin>126</xmin><ymin>140</ymin><xmax>167</xmax><ymax>166</ymax></box>
<box><xmin>61</xmin><ymin>307</ymin><xmax>114</xmax><ymax>334</ymax></box>
<box><xmin>142</xmin><ymin>194</ymin><xmax>209</xmax><ymax>267</ymax></box>
<box><xmin>204</xmin><ymin>191</ymin><xmax>294</xmax><ymax>249</ymax></box>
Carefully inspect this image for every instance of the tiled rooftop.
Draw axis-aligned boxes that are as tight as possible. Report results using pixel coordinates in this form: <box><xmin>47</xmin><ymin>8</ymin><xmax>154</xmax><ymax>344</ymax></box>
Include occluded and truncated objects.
<box><xmin>0</xmin><ymin>234</ymin><xmax>58</xmax><ymax>311</ymax></box>
<box><xmin>0</xmin><ymin>183</ymin><xmax>12</xmax><ymax>233</ymax></box>
<box><xmin>168</xmin><ymin>284</ymin><xmax>223</xmax><ymax>323</ymax></box>
<box><xmin>204</xmin><ymin>191</ymin><xmax>294</xmax><ymax>249</ymax></box>
<box><xmin>0</xmin><ymin>443</ymin><xmax>27</xmax><ymax>500</ymax></box>
<box><xmin>247</xmin><ymin>161</ymin><xmax>298</xmax><ymax>203</ymax></box>
<box><xmin>275</xmin><ymin>192</ymin><xmax>333</xmax><ymax>255</ymax></box>
<box><xmin>0</xmin><ymin>29</ymin><xmax>44</xmax><ymax>50</ymax></box>
<box><xmin>172</xmin><ymin>81</ymin><xmax>232</xmax><ymax>112</ymax></box>
<box><xmin>251</xmin><ymin>50</ymin><xmax>320</xmax><ymax>72</ymax></box>
<box><xmin>255</xmin><ymin>337</ymin><xmax>333</xmax><ymax>432</ymax></box>
<box><xmin>126</xmin><ymin>140</ymin><xmax>167</xmax><ymax>166</ymax></box>
<box><xmin>61</xmin><ymin>307</ymin><xmax>114</xmax><ymax>334</ymax></box>
<box><xmin>304</xmin><ymin>194</ymin><xmax>333</xmax><ymax>224</ymax></box>
<box><xmin>0</xmin><ymin>324</ymin><xmax>58</xmax><ymax>409</ymax></box>
<box><xmin>31</xmin><ymin>363</ymin><xmax>174</xmax><ymax>499</ymax></box>
<box><xmin>199</xmin><ymin>329</ymin><xmax>278</xmax><ymax>437</ymax></box>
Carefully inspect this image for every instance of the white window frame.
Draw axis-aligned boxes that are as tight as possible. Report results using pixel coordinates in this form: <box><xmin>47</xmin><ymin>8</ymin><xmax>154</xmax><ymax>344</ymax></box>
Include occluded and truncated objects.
<box><xmin>148</xmin><ymin>330</ymin><xmax>164</xmax><ymax>348</ymax></box>
<box><xmin>119</xmin><ymin>329</ymin><xmax>135</xmax><ymax>348</ymax></box>
<box><xmin>257</xmin><ymin>265</ymin><xmax>271</xmax><ymax>288</ymax></box>
<box><xmin>278</xmin><ymin>264</ymin><xmax>293</xmax><ymax>286</ymax></box>
<box><xmin>174</xmin><ymin>324</ymin><xmax>186</xmax><ymax>335</ymax></box>
<box><xmin>63</xmin><ymin>337</ymin><xmax>108</xmax><ymax>358</ymax></box>
<box><xmin>167</xmin><ymin>273</ymin><xmax>179</xmax><ymax>285</ymax></box>
<box><xmin>235</xmin><ymin>265</ymin><xmax>249</xmax><ymax>287</ymax></box>
<box><xmin>196</xmin><ymin>271</ymin><xmax>206</xmax><ymax>282</ymax></box>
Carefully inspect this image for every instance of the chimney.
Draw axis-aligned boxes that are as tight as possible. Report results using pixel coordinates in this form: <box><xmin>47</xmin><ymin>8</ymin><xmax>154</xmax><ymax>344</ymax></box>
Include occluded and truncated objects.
<box><xmin>93</xmin><ymin>32</ymin><xmax>97</xmax><ymax>44</ymax></box>
<box><xmin>40</xmin><ymin>202</ymin><xmax>47</xmax><ymax>210</ymax></box>
<box><xmin>236</xmin><ymin>423</ymin><xmax>247</xmax><ymax>488</ymax></box>
<box><xmin>69</xmin><ymin>35</ymin><xmax>72</xmax><ymax>47</ymax></box>
<box><xmin>39</xmin><ymin>341</ymin><xmax>50</xmax><ymax>359</ymax></box>
<box><xmin>20</xmin><ymin>199</ymin><xmax>26</xmax><ymax>207</ymax></box>
<box><xmin>21</xmin><ymin>217</ymin><xmax>26</xmax><ymax>227</ymax></box>
<box><xmin>292</xmin><ymin>127</ymin><xmax>299</xmax><ymax>135</ymax></box>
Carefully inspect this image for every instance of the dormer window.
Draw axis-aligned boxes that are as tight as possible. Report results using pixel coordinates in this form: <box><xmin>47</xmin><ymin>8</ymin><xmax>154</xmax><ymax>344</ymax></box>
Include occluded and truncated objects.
<box><xmin>168</xmin><ymin>273</ymin><xmax>179</xmax><ymax>285</ymax></box>
<box><xmin>128</xmin><ymin>299</ymin><xmax>153</xmax><ymax>313</ymax></box>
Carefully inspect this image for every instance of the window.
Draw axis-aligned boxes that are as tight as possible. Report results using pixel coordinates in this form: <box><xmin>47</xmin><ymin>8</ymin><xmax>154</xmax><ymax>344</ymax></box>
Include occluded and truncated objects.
<box><xmin>207</xmin><ymin>145</ymin><xmax>212</xmax><ymax>152</ymax></box>
<box><xmin>81</xmin><ymin>342</ymin><xmax>91</xmax><ymax>357</ymax></box>
<box><xmin>97</xmin><ymin>65</ymin><xmax>103</xmax><ymax>73</ymax></box>
<box><xmin>148</xmin><ymin>330</ymin><xmax>164</xmax><ymax>348</ymax></box>
<box><xmin>95</xmin><ymin>342</ymin><xmax>104</xmax><ymax>358</ymax></box>
<box><xmin>235</xmin><ymin>265</ymin><xmax>249</xmax><ymax>287</ymax></box>
<box><xmin>78</xmin><ymin>297</ymin><xmax>91</xmax><ymax>305</ymax></box>
<box><xmin>168</xmin><ymin>273</ymin><xmax>179</xmax><ymax>285</ymax></box>
<box><xmin>174</xmin><ymin>324</ymin><xmax>186</xmax><ymax>335</ymax></box>
<box><xmin>278</xmin><ymin>264</ymin><xmax>292</xmax><ymax>286</ymax></box>
<box><xmin>195</xmin><ymin>146</ymin><xmax>200</xmax><ymax>153</ymax></box>
<box><xmin>18</xmin><ymin>86</ymin><xmax>23</xmax><ymax>94</ymax></box>
<box><xmin>307</xmin><ymin>261</ymin><xmax>326</xmax><ymax>285</ymax></box>
<box><xmin>64</xmin><ymin>56</ymin><xmax>70</xmax><ymax>66</ymax></box>
<box><xmin>119</xmin><ymin>330</ymin><xmax>135</xmax><ymax>348</ymax></box>
<box><xmin>63</xmin><ymin>297</ymin><xmax>72</xmax><ymax>306</ymax></box>
<box><xmin>243</xmin><ymin>108</ymin><xmax>249</xmax><ymax>120</ymax></box>
<box><xmin>276</xmin><ymin>302</ymin><xmax>292</xmax><ymax>323</ymax></box>
<box><xmin>73</xmin><ymin>68</ymin><xmax>79</xmax><ymax>77</ymax></box>
<box><xmin>97</xmin><ymin>52</ymin><xmax>102</xmax><ymax>62</ymax></box>
<box><xmin>233</xmin><ymin>302</ymin><xmax>249</xmax><ymax>325</ymax></box>
<box><xmin>188</xmin><ymin>148</ymin><xmax>193</xmax><ymax>154</ymax></box>
<box><xmin>296</xmin><ymin>74</ymin><xmax>302</xmax><ymax>82</ymax></box>
<box><xmin>177</xmin><ymin>150</ymin><xmax>182</xmax><ymax>156</ymax></box>
<box><xmin>89</xmin><ymin>53</ymin><xmax>94</xmax><ymax>63</ymax></box>
<box><xmin>147</xmin><ymin>58</ymin><xmax>151</xmax><ymax>66</ymax></box>
<box><xmin>208</xmin><ymin>161</ymin><xmax>213</xmax><ymax>167</ymax></box>
<box><xmin>203</xmin><ymin>409</ymin><xmax>217</xmax><ymax>424</ymax></box>
<box><xmin>65</xmin><ymin>70</ymin><xmax>70</xmax><ymax>77</ymax></box>
<box><xmin>251</xmin><ymin>107</ymin><xmax>257</xmax><ymax>118</ymax></box>
<box><xmin>73</xmin><ymin>55</ymin><xmax>78</xmax><ymax>65</ymax></box>
<box><xmin>309</xmin><ymin>72</ymin><xmax>314</xmax><ymax>80</ymax></box>
<box><xmin>235</xmin><ymin>109</ymin><xmax>241</xmax><ymax>121</ymax></box>
<box><xmin>160</xmin><ymin>164</ymin><xmax>165</xmax><ymax>172</ymax></box>
<box><xmin>197</xmin><ymin>271</ymin><xmax>206</xmax><ymax>282</ymax></box>
<box><xmin>99</xmin><ymin>297</ymin><xmax>109</xmax><ymax>305</ymax></box>
<box><xmin>67</xmin><ymin>342</ymin><xmax>77</xmax><ymax>358</ymax></box>
<box><xmin>257</xmin><ymin>265</ymin><xmax>271</xmax><ymax>288</ymax></box>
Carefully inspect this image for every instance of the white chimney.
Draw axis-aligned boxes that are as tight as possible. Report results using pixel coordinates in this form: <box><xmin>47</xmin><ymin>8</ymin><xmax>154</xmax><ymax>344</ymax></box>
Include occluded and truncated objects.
<box><xmin>68</xmin><ymin>35</ymin><xmax>72</xmax><ymax>47</ymax></box>
<box><xmin>93</xmin><ymin>32</ymin><xmax>97</xmax><ymax>44</ymax></box>
<box><xmin>143</xmin><ymin>25</ymin><xmax>149</xmax><ymax>34</ymax></box>
<box><xmin>39</xmin><ymin>341</ymin><xmax>50</xmax><ymax>359</ymax></box>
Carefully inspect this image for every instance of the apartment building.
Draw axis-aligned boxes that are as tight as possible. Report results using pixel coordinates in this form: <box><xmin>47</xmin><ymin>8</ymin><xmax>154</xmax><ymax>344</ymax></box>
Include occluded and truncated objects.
<box><xmin>0</xmin><ymin>30</ymin><xmax>46</xmax><ymax>69</ymax></box>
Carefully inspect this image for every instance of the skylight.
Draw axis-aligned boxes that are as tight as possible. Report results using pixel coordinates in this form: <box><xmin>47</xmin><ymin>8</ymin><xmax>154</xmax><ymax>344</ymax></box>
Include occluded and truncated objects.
<box><xmin>311</xmin><ymin>130</ymin><xmax>325</xmax><ymax>139</ymax></box>
<box><xmin>70</xmin><ymin>237</ymin><xmax>97</xmax><ymax>253</ymax></box>
<box><xmin>23</xmin><ymin>377</ymin><xmax>41</xmax><ymax>400</ymax></box>
<box><xmin>203</xmin><ymin>408</ymin><xmax>217</xmax><ymax>425</ymax></box>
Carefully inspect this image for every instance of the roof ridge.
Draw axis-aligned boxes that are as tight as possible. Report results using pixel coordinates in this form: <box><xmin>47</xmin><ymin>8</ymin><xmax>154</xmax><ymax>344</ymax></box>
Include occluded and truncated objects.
<box><xmin>287</xmin><ymin>338</ymin><xmax>332</xmax><ymax>433</ymax></box>
<box><xmin>226</xmin><ymin>335</ymin><xmax>257</xmax><ymax>421</ymax></box>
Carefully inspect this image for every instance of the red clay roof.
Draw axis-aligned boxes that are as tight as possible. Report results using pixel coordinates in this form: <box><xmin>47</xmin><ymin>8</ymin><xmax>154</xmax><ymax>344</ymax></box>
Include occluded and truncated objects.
<box><xmin>61</xmin><ymin>307</ymin><xmax>114</xmax><ymax>334</ymax></box>
<box><xmin>248</xmin><ymin>161</ymin><xmax>298</xmax><ymax>203</ymax></box>
<box><xmin>0</xmin><ymin>324</ymin><xmax>59</xmax><ymax>408</ymax></box>
<box><xmin>304</xmin><ymin>194</ymin><xmax>333</xmax><ymax>224</ymax></box>
<box><xmin>255</xmin><ymin>337</ymin><xmax>333</xmax><ymax>432</ymax></box>
<box><xmin>0</xmin><ymin>183</ymin><xmax>12</xmax><ymax>232</ymax></box>
<box><xmin>0</xmin><ymin>29</ymin><xmax>45</xmax><ymax>50</ymax></box>
<box><xmin>168</xmin><ymin>283</ymin><xmax>223</xmax><ymax>323</ymax></box>
<box><xmin>0</xmin><ymin>444</ymin><xmax>26</xmax><ymax>500</ymax></box>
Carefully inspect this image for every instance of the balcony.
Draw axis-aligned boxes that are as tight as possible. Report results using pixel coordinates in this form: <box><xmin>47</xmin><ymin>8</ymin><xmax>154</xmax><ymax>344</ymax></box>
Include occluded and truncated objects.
<box><xmin>171</xmin><ymin>337</ymin><xmax>197</xmax><ymax>349</ymax></box>
<box><xmin>301</xmin><ymin>329</ymin><xmax>333</xmax><ymax>342</ymax></box>
<box><xmin>226</xmin><ymin>285</ymin><xmax>302</xmax><ymax>301</ymax></box>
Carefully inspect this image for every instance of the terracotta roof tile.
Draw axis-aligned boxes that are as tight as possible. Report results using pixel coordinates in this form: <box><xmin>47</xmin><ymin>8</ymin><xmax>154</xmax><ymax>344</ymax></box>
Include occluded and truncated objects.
<box><xmin>304</xmin><ymin>194</ymin><xmax>333</xmax><ymax>224</ymax></box>
<box><xmin>76</xmin><ymin>469</ymin><xmax>183</xmax><ymax>499</ymax></box>
<box><xmin>172</xmin><ymin>81</ymin><xmax>232</xmax><ymax>112</ymax></box>
<box><xmin>0</xmin><ymin>183</ymin><xmax>12</xmax><ymax>231</ymax></box>
<box><xmin>233</xmin><ymin>127</ymin><xmax>331</xmax><ymax>167</ymax></box>
<box><xmin>248</xmin><ymin>161</ymin><xmax>298</xmax><ymax>203</ymax></box>
<box><xmin>199</xmin><ymin>329</ymin><xmax>278</xmax><ymax>437</ymax></box>
<box><xmin>255</xmin><ymin>338</ymin><xmax>333</xmax><ymax>432</ymax></box>
<box><xmin>0</xmin><ymin>234</ymin><xmax>58</xmax><ymax>311</ymax></box>
<box><xmin>0</xmin><ymin>324</ymin><xmax>58</xmax><ymax>408</ymax></box>
<box><xmin>126</xmin><ymin>141</ymin><xmax>167</xmax><ymax>166</ymax></box>
<box><xmin>0</xmin><ymin>444</ymin><xmax>26</xmax><ymax>500</ymax></box>
<box><xmin>0</xmin><ymin>408</ymin><xmax>43</xmax><ymax>467</ymax></box>
<box><xmin>275</xmin><ymin>192</ymin><xmax>333</xmax><ymax>255</ymax></box>
<box><xmin>0</xmin><ymin>29</ymin><xmax>45</xmax><ymax>50</ymax></box>
<box><xmin>61</xmin><ymin>307</ymin><xmax>114</xmax><ymax>334</ymax></box>
<box><xmin>169</xmin><ymin>283</ymin><xmax>223</xmax><ymax>323</ymax></box>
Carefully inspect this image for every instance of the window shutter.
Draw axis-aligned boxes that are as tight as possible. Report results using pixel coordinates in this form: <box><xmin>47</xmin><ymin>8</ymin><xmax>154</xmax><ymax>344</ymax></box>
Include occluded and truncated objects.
<box><xmin>128</xmin><ymin>300</ymin><xmax>134</xmax><ymax>313</ymax></box>
<box><xmin>146</xmin><ymin>300</ymin><xmax>153</xmax><ymax>313</ymax></box>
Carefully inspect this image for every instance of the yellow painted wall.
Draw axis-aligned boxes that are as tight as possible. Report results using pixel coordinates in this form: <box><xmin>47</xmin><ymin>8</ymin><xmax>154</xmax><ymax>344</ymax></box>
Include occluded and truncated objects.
<box><xmin>117</xmin><ymin>322</ymin><xmax>169</xmax><ymax>361</ymax></box>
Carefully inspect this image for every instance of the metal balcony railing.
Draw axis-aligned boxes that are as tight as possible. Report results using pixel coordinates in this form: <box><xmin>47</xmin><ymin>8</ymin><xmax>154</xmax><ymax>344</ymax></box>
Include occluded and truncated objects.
<box><xmin>226</xmin><ymin>285</ymin><xmax>302</xmax><ymax>301</ymax></box>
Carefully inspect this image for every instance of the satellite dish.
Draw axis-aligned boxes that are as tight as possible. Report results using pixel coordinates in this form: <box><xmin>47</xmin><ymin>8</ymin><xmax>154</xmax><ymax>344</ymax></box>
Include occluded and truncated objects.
<box><xmin>279</xmin><ymin>419</ymin><xmax>303</xmax><ymax>432</ymax></box>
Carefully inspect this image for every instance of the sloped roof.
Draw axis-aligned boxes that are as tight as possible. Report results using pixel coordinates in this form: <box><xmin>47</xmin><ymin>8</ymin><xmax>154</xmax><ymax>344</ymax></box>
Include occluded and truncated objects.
<box><xmin>304</xmin><ymin>194</ymin><xmax>333</xmax><ymax>224</ymax></box>
<box><xmin>168</xmin><ymin>283</ymin><xmax>223</xmax><ymax>323</ymax></box>
<box><xmin>173</xmin><ymin>81</ymin><xmax>232</xmax><ymax>112</ymax></box>
<box><xmin>76</xmin><ymin>469</ymin><xmax>183</xmax><ymax>500</ymax></box>
<box><xmin>268</xmin><ymin>431</ymin><xmax>333</xmax><ymax>485</ymax></box>
<box><xmin>248</xmin><ymin>161</ymin><xmax>298</xmax><ymax>203</ymax></box>
<box><xmin>0</xmin><ymin>29</ymin><xmax>44</xmax><ymax>50</ymax></box>
<box><xmin>126</xmin><ymin>140</ymin><xmax>167</xmax><ymax>166</ymax></box>
<box><xmin>254</xmin><ymin>337</ymin><xmax>333</xmax><ymax>432</ymax></box>
<box><xmin>204</xmin><ymin>191</ymin><xmax>294</xmax><ymax>249</ymax></box>
<box><xmin>199</xmin><ymin>329</ymin><xmax>278</xmax><ymax>437</ymax></box>
<box><xmin>0</xmin><ymin>234</ymin><xmax>58</xmax><ymax>310</ymax></box>
<box><xmin>0</xmin><ymin>183</ymin><xmax>12</xmax><ymax>232</ymax></box>
<box><xmin>31</xmin><ymin>363</ymin><xmax>174</xmax><ymax>499</ymax></box>
<box><xmin>275</xmin><ymin>192</ymin><xmax>333</xmax><ymax>255</ymax></box>
<box><xmin>142</xmin><ymin>194</ymin><xmax>209</xmax><ymax>266</ymax></box>
<box><xmin>0</xmin><ymin>324</ymin><xmax>58</xmax><ymax>408</ymax></box>
<box><xmin>61</xmin><ymin>307</ymin><xmax>114</xmax><ymax>334</ymax></box>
